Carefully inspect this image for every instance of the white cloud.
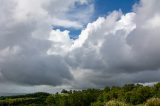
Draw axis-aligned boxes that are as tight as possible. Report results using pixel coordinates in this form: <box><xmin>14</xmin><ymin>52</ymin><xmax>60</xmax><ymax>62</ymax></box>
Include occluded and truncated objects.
<box><xmin>144</xmin><ymin>14</ymin><xmax>160</xmax><ymax>28</ymax></box>
<box><xmin>71</xmin><ymin>16</ymin><xmax>105</xmax><ymax>49</ymax></box>
<box><xmin>52</xmin><ymin>18</ymin><xmax>83</xmax><ymax>29</ymax></box>
<box><xmin>47</xmin><ymin>29</ymin><xmax>72</xmax><ymax>55</ymax></box>
<box><xmin>13</xmin><ymin>0</ymin><xmax>49</xmax><ymax>21</ymax></box>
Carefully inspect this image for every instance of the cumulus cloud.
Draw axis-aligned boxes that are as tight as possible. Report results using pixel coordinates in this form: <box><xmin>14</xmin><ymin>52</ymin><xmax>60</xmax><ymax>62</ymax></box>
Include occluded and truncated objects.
<box><xmin>0</xmin><ymin>0</ymin><xmax>92</xmax><ymax>89</ymax></box>
<box><xmin>66</xmin><ymin>0</ymin><xmax>160</xmax><ymax>88</ymax></box>
<box><xmin>0</xmin><ymin>0</ymin><xmax>160</xmax><ymax>93</ymax></box>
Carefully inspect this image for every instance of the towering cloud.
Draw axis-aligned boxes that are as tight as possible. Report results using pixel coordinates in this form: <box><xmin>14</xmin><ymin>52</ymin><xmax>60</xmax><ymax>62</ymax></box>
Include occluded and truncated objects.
<box><xmin>67</xmin><ymin>0</ymin><xmax>160</xmax><ymax>88</ymax></box>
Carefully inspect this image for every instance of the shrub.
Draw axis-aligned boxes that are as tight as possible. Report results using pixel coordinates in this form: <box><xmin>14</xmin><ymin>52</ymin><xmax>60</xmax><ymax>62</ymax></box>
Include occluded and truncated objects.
<box><xmin>105</xmin><ymin>100</ymin><xmax>130</xmax><ymax>106</ymax></box>
<box><xmin>91</xmin><ymin>101</ymin><xmax>104</xmax><ymax>106</ymax></box>
<box><xmin>145</xmin><ymin>98</ymin><xmax>160</xmax><ymax>106</ymax></box>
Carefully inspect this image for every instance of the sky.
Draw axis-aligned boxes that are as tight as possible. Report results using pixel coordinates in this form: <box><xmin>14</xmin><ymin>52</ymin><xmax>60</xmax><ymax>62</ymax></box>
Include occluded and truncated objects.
<box><xmin>0</xmin><ymin>0</ymin><xmax>160</xmax><ymax>95</ymax></box>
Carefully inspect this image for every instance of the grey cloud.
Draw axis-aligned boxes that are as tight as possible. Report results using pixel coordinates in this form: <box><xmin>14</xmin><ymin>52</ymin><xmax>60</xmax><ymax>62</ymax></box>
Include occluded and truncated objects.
<box><xmin>0</xmin><ymin>22</ymin><xmax>73</xmax><ymax>86</ymax></box>
<box><xmin>0</xmin><ymin>55</ymin><xmax>73</xmax><ymax>85</ymax></box>
<box><xmin>0</xmin><ymin>0</ymin><xmax>75</xmax><ymax>87</ymax></box>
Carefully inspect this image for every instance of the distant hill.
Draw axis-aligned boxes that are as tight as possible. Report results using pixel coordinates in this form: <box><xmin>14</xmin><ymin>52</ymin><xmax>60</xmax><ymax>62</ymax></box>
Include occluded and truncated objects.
<box><xmin>0</xmin><ymin>93</ymin><xmax>26</xmax><ymax>96</ymax></box>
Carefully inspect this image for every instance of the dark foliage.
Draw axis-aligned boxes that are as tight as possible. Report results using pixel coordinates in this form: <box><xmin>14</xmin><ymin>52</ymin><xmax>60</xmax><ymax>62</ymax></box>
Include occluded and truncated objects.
<box><xmin>0</xmin><ymin>83</ymin><xmax>160</xmax><ymax>106</ymax></box>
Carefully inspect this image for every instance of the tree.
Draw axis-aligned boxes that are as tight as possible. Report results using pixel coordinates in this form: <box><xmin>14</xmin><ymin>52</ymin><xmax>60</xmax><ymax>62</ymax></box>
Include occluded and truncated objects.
<box><xmin>45</xmin><ymin>95</ymin><xmax>55</xmax><ymax>105</ymax></box>
<box><xmin>61</xmin><ymin>89</ymin><xmax>68</xmax><ymax>94</ymax></box>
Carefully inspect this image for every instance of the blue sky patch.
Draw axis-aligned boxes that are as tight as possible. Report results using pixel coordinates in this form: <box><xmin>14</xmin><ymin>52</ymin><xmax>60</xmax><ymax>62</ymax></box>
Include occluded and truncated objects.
<box><xmin>93</xmin><ymin>0</ymin><xmax>139</xmax><ymax>19</ymax></box>
<box><xmin>52</xmin><ymin>26</ymin><xmax>81</xmax><ymax>40</ymax></box>
<box><xmin>53</xmin><ymin>0</ymin><xmax>139</xmax><ymax>39</ymax></box>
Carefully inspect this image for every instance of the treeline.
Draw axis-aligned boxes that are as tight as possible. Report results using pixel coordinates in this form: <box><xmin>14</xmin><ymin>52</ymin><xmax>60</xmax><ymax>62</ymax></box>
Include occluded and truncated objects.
<box><xmin>46</xmin><ymin>89</ymin><xmax>101</xmax><ymax>106</ymax></box>
<box><xmin>0</xmin><ymin>83</ymin><xmax>160</xmax><ymax>106</ymax></box>
<box><xmin>0</xmin><ymin>92</ymin><xmax>49</xmax><ymax>106</ymax></box>
<box><xmin>91</xmin><ymin>83</ymin><xmax>160</xmax><ymax>106</ymax></box>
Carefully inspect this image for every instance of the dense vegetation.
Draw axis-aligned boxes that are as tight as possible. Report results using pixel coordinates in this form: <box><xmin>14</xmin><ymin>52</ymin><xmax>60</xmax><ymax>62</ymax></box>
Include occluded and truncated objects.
<box><xmin>1</xmin><ymin>83</ymin><xmax>160</xmax><ymax>106</ymax></box>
